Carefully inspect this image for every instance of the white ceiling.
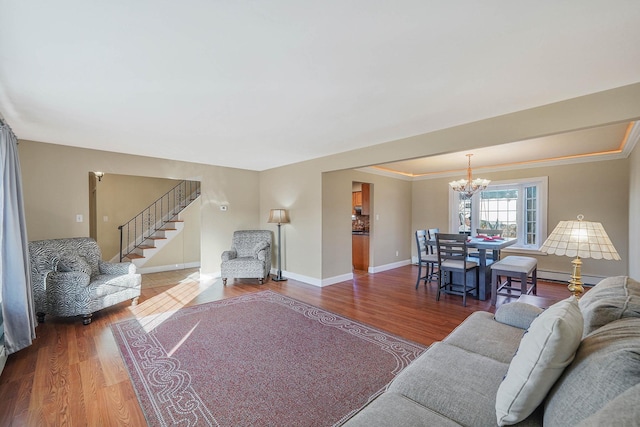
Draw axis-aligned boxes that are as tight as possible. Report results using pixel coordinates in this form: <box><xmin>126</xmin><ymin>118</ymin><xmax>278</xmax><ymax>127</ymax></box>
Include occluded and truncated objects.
<box><xmin>1</xmin><ymin>1</ymin><xmax>640</xmax><ymax>172</ymax></box>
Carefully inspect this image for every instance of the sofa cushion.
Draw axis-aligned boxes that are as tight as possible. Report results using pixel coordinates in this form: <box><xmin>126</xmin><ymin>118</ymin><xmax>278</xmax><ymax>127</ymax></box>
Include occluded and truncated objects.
<box><xmin>579</xmin><ymin>276</ymin><xmax>640</xmax><ymax>336</ymax></box>
<box><xmin>343</xmin><ymin>392</ymin><xmax>464</xmax><ymax>427</ymax></box>
<box><xmin>576</xmin><ymin>382</ymin><xmax>640</xmax><ymax>427</ymax></box>
<box><xmin>389</xmin><ymin>342</ymin><xmax>522</xmax><ymax>426</ymax></box>
<box><xmin>496</xmin><ymin>296</ymin><xmax>583</xmax><ymax>426</ymax></box>
<box><xmin>443</xmin><ymin>311</ymin><xmax>527</xmax><ymax>364</ymax></box>
<box><xmin>494</xmin><ymin>302</ymin><xmax>544</xmax><ymax>331</ymax></box>
<box><xmin>544</xmin><ymin>317</ymin><xmax>640</xmax><ymax>426</ymax></box>
<box><xmin>57</xmin><ymin>255</ymin><xmax>92</xmax><ymax>276</ymax></box>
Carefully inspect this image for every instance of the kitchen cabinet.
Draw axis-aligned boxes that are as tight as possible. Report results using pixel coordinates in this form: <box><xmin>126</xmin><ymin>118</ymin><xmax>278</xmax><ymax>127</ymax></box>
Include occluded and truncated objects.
<box><xmin>361</xmin><ymin>183</ymin><xmax>370</xmax><ymax>215</ymax></box>
<box><xmin>352</xmin><ymin>191</ymin><xmax>362</xmax><ymax>215</ymax></box>
<box><xmin>352</xmin><ymin>234</ymin><xmax>369</xmax><ymax>271</ymax></box>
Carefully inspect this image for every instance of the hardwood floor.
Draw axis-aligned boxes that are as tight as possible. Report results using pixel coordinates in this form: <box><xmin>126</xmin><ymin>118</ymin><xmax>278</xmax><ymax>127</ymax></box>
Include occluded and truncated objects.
<box><xmin>0</xmin><ymin>265</ymin><xmax>570</xmax><ymax>425</ymax></box>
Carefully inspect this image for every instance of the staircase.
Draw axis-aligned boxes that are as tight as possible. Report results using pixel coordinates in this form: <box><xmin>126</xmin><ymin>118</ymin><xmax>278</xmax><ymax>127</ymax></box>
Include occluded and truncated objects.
<box><xmin>119</xmin><ymin>180</ymin><xmax>200</xmax><ymax>268</ymax></box>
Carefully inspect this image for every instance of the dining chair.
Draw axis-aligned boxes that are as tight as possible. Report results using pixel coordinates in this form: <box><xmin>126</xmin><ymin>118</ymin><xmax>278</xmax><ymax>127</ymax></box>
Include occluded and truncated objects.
<box><xmin>415</xmin><ymin>229</ymin><xmax>438</xmax><ymax>288</ymax></box>
<box><xmin>435</xmin><ymin>233</ymin><xmax>479</xmax><ymax>307</ymax></box>
<box><xmin>427</xmin><ymin>227</ymin><xmax>440</xmax><ymax>281</ymax></box>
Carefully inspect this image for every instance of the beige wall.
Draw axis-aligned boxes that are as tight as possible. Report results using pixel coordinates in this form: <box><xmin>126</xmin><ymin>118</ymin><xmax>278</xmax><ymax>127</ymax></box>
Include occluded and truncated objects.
<box><xmin>16</xmin><ymin>83</ymin><xmax>640</xmax><ymax>284</ymax></box>
<box><xmin>629</xmin><ymin>142</ymin><xmax>640</xmax><ymax>280</ymax></box>
<box><xmin>18</xmin><ymin>140</ymin><xmax>259</xmax><ymax>275</ymax></box>
<box><xmin>95</xmin><ymin>173</ymin><xmax>182</xmax><ymax>259</ymax></box>
<box><xmin>411</xmin><ymin>159</ymin><xmax>630</xmax><ymax>281</ymax></box>
<box><xmin>321</xmin><ymin>169</ymin><xmax>412</xmax><ymax>280</ymax></box>
<box><xmin>259</xmin><ymin>83</ymin><xmax>640</xmax><ymax>283</ymax></box>
<box><xmin>259</xmin><ymin>159</ymin><xmax>323</xmax><ymax>280</ymax></box>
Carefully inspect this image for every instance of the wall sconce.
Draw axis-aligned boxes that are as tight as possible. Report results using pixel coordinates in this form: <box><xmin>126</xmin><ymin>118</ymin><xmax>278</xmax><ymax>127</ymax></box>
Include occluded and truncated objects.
<box><xmin>94</xmin><ymin>171</ymin><xmax>104</xmax><ymax>182</ymax></box>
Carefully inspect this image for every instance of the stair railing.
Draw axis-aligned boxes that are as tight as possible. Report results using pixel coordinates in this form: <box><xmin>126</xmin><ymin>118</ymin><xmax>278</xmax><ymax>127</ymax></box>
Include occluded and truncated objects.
<box><xmin>118</xmin><ymin>180</ymin><xmax>201</xmax><ymax>261</ymax></box>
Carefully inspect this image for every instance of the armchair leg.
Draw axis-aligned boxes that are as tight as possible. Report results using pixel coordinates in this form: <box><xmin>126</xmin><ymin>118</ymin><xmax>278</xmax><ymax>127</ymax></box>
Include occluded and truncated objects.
<box><xmin>222</xmin><ymin>278</ymin><xmax>227</xmax><ymax>286</ymax></box>
<box><xmin>131</xmin><ymin>297</ymin><xmax>139</xmax><ymax>306</ymax></box>
<box><xmin>258</xmin><ymin>278</ymin><xmax>264</xmax><ymax>285</ymax></box>
<box><xmin>37</xmin><ymin>312</ymin><xmax>45</xmax><ymax>323</ymax></box>
<box><xmin>82</xmin><ymin>314</ymin><xmax>93</xmax><ymax>325</ymax></box>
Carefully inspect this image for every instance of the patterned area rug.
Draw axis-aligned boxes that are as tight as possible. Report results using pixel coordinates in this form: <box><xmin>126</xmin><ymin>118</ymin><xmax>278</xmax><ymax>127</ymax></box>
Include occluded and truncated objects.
<box><xmin>112</xmin><ymin>290</ymin><xmax>426</xmax><ymax>427</ymax></box>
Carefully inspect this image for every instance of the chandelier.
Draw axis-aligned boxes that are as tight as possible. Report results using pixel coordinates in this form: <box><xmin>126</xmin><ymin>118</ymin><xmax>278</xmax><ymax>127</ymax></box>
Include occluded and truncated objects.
<box><xmin>449</xmin><ymin>154</ymin><xmax>490</xmax><ymax>198</ymax></box>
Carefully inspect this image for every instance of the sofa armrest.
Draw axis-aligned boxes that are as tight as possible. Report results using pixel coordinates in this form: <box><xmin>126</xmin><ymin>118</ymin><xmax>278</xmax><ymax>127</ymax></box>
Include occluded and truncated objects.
<box><xmin>256</xmin><ymin>247</ymin><xmax>269</xmax><ymax>261</ymax></box>
<box><xmin>99</xmin><ymin>261</ymin><xmax>136</xmax><ymax>275</ymax></box>
<box><xmin>221</xmin><ymin>250</ymin><xmax>237</xmax><ymax>262</ymax></box>
<box><xmin>494</xmin><ymin>302</ymin><xmax>544</xmax><ymax>330</ymax></box>
<box><xmin>46</xmin><ymin>271</ymin><xmax>92</xmax><ymax>302</ymax></box>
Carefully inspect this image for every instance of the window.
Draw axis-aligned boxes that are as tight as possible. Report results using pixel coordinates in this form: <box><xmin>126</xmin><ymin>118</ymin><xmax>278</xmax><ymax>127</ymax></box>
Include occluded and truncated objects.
<box><xmin>449</xmin><ymin>177</ymin><xmax>547</xmax><ymax>250</ymax></box>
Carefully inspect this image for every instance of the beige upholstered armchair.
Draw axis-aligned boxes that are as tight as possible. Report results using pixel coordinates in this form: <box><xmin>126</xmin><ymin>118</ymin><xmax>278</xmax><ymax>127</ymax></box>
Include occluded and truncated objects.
<box><xmin>221</xmin><ymin>230</ymin><xmax>272</xmax><ymax>285</ymax></box>
<box><xmin>29</xmin><ymin>237</ymin><xmax>142</xmax><ymax>325</ymax></box>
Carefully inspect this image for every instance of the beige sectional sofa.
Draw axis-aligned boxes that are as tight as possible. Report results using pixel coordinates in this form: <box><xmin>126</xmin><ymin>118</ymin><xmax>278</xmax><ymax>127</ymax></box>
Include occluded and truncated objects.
<box><xmin>343</xmin><ymin>276</ymin><xmax>640</xmax><ymax>426</ymax></box>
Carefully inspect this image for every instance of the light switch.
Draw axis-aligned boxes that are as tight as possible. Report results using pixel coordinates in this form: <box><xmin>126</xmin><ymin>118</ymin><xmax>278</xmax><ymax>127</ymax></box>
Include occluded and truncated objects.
<box><xmin>103</xmin><ymin>216</ymin><xmax>109</xmax><ymax>222</ymax></box>
<box><xmin>76</xmin><ymin>214</ymin><xmax>83</xmax><ymax>222</ymax></box>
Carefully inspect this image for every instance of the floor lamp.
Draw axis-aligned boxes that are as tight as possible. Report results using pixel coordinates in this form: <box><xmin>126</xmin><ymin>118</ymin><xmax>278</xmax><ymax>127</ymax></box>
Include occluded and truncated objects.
<box><xmin>268</xmin><ymin>208</ymin><xmax>290</xmax><ymax>281</ymax></box>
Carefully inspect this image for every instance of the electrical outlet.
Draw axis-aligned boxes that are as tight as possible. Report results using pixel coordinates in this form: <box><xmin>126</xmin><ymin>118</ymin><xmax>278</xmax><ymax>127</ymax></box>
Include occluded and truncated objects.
<box><xmin>76</xmin><ymin>214</ymin><xmax>83</xmax><ymax>223</ymax></box>
<box><xmin>396</xmin><ymin>250</ymin><xmax>399</xmax><ymax>257</ymax></box>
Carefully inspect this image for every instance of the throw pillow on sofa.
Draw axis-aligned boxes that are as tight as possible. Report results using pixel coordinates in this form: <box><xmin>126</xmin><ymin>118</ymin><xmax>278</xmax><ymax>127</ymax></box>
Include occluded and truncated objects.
<box><xmin>579</xmin><ymin>276</ymin><xmax>640</xmax><ymax>336</ymax></box>
<box><xmin>495</xmin><ymin>296</ymin><xmax>583</xmax><ymax>426</ymax></box>
<box><xmin>253</xmin><ymin>241</ymin><xmax>270</xmax><ymax>261</ymax></box>
<box><xmin>494</xmin><ymin>301</ymin><xmax>544</xmax><ymax>330</ymax></box>
<box><xmin>57</xmin><ymin>255</ymin><xmax>92</xmax><ymax>276</ymax></box>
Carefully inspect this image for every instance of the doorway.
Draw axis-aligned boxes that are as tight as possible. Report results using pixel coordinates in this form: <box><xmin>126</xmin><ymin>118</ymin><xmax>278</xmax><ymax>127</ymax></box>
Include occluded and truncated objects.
<box><xmin>352</xmin><ymin>182</ymin><xmax>371</xmax><ymax>271</ymax></box>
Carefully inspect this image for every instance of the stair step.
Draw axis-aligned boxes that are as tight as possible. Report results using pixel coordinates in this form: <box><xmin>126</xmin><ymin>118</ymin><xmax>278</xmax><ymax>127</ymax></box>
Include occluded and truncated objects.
<box><xmin>127</xmin><ymin>253</ymin><xmax>145</xmax><ymax>259</ymax></box>
<box><xmin>148</xmin><ymin>236</ymin><xmax>167</xmax><ymax>240</ymax></box>
<box><xmin>160</xmin><ymin>228</ymin><xmax>177</xmax><ymax>231</ymax></box>
<box><xmin>138</xmin><ymin>245</ymin><xmax>156</xmax><ymax>249</ymax></box>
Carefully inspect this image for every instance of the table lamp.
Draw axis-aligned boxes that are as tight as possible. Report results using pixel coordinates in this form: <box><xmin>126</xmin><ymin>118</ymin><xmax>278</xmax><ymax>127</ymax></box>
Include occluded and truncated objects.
<box><xmin>540</xmin><ymin>214</ymin><xmax>620</xmax><ymax>298</ymax></box>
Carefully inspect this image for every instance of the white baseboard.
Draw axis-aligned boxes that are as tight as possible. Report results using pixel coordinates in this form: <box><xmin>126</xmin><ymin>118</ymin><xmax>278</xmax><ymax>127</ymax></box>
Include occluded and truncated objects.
<box><xmin>268</xmin><ymin>269</ymin><xmax>339</xmax><ymax>287</ymax></box>
<box><xmin>317</xmin><ymin>273</ymin><xmax>354</xmax><ymax>287</ymax></box>
<box><xmin>369</xmin><ymin>259</ymin><xmax>412</xmax><ymax>274</ymax></box>
<box><xmin>536</xmin><ymin>269</ymin><xmax>605</xmax><ymax>286</ymax></box>
<box><xmin>281</xmin><ymin>260</ymin><xmax>412</xmax><ymax>287</ymax></box>
<box><xmin>137</xmin><ymin>262</ymin><xmax>201</xmax><ymax>275</ymax></box>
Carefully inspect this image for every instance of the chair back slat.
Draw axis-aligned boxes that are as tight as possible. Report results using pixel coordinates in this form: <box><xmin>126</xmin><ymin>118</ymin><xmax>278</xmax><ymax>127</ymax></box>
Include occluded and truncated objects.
<box><xmin>415</xmin><ymin>229</ymin><xmax>428</xmax><ymax>259</ymax></box>
<box><xmin>435</xmin><ymin>233</ymin><xmax>470</xmax><ymax>261</ymax></box>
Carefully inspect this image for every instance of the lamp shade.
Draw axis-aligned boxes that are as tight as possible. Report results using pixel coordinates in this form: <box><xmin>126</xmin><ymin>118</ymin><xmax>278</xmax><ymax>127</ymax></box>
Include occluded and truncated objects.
<box><xmin>540</xmin><ymin>215</ymin><xmax>620</xmax><ymax>260</ymax></box>
<box><xmin>268</xmin><ymin>209</ymin><xmax>290</xmax><ymax>224</ymax></box>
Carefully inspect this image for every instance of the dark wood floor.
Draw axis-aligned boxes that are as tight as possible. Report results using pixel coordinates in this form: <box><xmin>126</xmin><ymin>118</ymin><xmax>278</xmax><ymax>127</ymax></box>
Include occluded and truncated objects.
<box><xmin>0</xmin><ymin>265</ymin><xmax>570</xmax><ymax>425</ymax></box>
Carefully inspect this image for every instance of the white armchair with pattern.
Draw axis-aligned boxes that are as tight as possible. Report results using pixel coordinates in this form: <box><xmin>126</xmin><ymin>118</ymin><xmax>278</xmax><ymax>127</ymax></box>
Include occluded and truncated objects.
<box><xmin>29</xmin><ymin>237</ymin><xmax>142</xmax><ymax>325</ymax></box>
<box><xmin>221</xmin><ymin>230</ymin><xmax>272</xmax><ymax>285</ymax></box>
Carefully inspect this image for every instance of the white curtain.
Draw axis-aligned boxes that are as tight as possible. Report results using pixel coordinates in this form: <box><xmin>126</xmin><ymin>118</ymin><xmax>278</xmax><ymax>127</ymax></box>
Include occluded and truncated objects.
<box><xmin>0</xmin><ymin>120</ymin><xmax>36</xmax><ymax>354</ymax></box>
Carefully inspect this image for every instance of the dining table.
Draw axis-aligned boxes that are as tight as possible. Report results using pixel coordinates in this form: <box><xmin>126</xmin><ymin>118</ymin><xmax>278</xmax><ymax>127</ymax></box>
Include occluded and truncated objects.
<box><xmin>428</xmin><ymin>236</ymin><xmax>517</xmax><ymax>301</ymax></box>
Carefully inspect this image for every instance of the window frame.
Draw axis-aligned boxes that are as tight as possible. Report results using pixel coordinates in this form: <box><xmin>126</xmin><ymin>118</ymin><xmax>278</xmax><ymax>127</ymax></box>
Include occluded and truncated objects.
<box><xmin>448</xmin><ymin>176</ymin><xmax>548</xmax><ymax>251</ymax></box>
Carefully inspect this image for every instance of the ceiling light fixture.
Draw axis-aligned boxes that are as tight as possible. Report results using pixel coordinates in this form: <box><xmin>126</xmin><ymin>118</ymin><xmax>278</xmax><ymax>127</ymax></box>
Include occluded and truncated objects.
<box><xmin>449</xmin><ymin>154</ymin><xmax>490</xmax><ymax>198</ymax></box>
